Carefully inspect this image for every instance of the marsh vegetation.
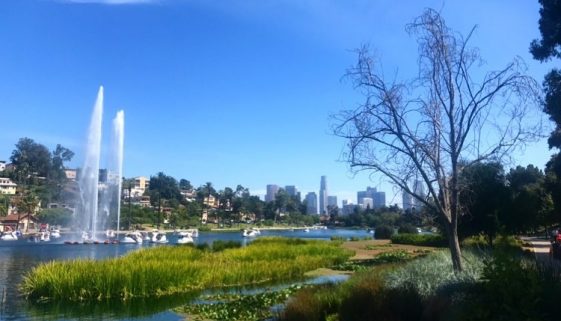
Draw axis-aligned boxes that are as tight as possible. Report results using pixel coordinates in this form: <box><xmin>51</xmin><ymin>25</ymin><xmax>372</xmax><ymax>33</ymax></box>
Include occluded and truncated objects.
<box><xmin>21</xmin><ymin>238</ymin><xmax>352</xmax><ymax>302</ymax></box>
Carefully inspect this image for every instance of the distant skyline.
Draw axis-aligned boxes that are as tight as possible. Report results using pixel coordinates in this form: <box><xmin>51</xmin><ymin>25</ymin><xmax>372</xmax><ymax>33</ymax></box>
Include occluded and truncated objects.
<box><xmin>0</xmin><ymin>0</ymin><xmax>556</xmax><ymax>206</ymax></box>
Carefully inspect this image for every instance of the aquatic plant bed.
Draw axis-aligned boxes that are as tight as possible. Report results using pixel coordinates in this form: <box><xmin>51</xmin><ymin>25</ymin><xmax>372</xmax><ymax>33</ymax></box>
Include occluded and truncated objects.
<box><xmin>176</xmin><ymin>284</ymin><xmax>305</xmax><ymax>321</ymax></box>
<box><xmin>21</xmin><ymin>237</ymin><xmax>352</xmax><ymax>302</ymax></box>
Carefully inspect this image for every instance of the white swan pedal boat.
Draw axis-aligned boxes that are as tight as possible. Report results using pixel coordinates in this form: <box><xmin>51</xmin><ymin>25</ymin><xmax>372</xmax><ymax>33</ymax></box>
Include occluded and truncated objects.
<box><xmin>121</xmin><ymin>231</ymin><xmax>143</xmax><ymax>244</ymax></box>
<box><xmin>176</xmin><ymin>231</ymin><xmax>194</xmax><ymax>244</ymax></box>
<box><xmin>242</xmin><ymin>228</ymin><xmax>261</xmax><ymax>237</ymax></box>
<box><xmin>151</xmin><ymin>230</ymin><xmax>168</xmax><ymax>244</ymax></box>
<box><xmin>1</xmin><ymin>231</ymin><xmax>18</xmax><ymax>241</ymax></box>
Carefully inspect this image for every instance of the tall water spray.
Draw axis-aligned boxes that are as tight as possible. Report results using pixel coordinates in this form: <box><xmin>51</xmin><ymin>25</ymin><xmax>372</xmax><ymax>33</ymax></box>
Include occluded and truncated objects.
<box><xmin>78</xmin><ymin>86</ymin><xmax>103</xmax><ymax>235</ymax></box>
<box><xmin>112</xmin><ymin>111</ymin><xmax>125</xmax><ymax>233</ymax></box>
<box><xmin>78</xmin><ymin>87</ymin><xmax>125</xmax><ymax>239</ymax></box>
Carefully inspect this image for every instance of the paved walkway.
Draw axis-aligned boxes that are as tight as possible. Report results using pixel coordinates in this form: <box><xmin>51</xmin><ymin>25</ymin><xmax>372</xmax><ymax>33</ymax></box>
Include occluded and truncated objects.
<box><xmin>520</xmin><ymin>236</ymin><xmax>554</xmax><ymax>264</ymax></box>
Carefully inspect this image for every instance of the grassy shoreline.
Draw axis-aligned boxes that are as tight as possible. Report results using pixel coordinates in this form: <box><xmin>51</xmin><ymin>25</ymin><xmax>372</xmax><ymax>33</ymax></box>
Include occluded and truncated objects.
<box><xmin>21</xmin><ymin>237</ymin><xmax>352</xmax><ymax>302</ymax></box>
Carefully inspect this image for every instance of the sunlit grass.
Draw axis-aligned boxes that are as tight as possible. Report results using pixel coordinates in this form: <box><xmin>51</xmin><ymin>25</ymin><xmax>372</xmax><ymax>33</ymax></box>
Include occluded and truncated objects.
<box><xmin>21</xmin><ymin>237</ymin><xmax>352</xmax><ymax>302</ymax></box>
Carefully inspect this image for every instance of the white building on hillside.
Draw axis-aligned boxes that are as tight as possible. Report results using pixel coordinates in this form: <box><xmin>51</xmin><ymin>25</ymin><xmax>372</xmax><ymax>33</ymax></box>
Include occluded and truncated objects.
<box><xmin>0</xmin><ymin>177</ymin><xmax>17</xmax><ymax>195</ymax></box>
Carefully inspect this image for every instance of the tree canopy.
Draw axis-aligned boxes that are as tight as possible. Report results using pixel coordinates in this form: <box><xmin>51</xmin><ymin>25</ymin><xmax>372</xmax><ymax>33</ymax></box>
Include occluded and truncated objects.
<box><xmin>148</xmin><ymin>172</ymin><xmax>182</xmax><ymax>204</ymax></box>
<box><xmin>10</xmin><ymin>138</ymin><xmax>52</xmax><ymax>183</ymax></box>
<box><xmin>531</xmin><ymin>0</ymin><xmax>561</xmax><ymax>61</ymax></box>
<box><xmin>458</xmin><ymin>162</ymin><xmax>509</xmax><ymax>246</ymax></box>
<box><xmin>8</xmin><ymin>138</ymin><xmax>74</xmax><ymax>203</ymax></box>
<box><xmin>531</xmin><ymin>0</ymin><xmax>561</xmax><ymax>224</ymax></box>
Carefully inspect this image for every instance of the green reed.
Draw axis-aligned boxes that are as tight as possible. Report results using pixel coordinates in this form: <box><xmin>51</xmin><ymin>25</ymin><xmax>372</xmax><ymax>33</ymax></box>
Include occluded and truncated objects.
<box><xmin>21</xmin><ymin>237</ymin><xmax>352</xmax><ymax>302</ymax></box>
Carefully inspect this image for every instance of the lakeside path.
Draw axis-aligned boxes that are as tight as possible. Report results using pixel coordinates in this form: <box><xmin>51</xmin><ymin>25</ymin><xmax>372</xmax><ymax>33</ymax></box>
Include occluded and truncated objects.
<box><xmin>521</xmin><ymin>236</ymin><xmax>552</xmax><ymax>264</ymax></box>
<box><xmin>306</xmin><ymin>239</ymin><xmax>437</xmax><ymax>277</ymax></box>
<box><xmin>340</xmin><ymin>239</ymin><xmax>435</xmax><ymax>260</ymax></box>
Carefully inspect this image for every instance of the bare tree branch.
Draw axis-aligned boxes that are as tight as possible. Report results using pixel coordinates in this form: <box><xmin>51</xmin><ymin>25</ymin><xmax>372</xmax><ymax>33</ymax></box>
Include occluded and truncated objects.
<box><xmin>333</xmin><ymin>9</ymin><xmax>543</xmax><ymax>272</ymax></box>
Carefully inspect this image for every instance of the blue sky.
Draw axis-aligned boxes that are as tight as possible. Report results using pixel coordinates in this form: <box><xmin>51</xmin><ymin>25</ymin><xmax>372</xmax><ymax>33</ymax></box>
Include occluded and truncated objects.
<box><xmin>0</xmin><ymin>0</ymin><xmax>555</xmax><ymax>205</ymax></box>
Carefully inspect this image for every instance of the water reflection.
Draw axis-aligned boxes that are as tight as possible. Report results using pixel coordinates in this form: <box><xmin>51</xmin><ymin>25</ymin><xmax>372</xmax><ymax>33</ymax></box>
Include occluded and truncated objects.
<box><xmin>25</xmin><ymin>293</ymin><xmax>199</xmax><ymax>321</ymax></box>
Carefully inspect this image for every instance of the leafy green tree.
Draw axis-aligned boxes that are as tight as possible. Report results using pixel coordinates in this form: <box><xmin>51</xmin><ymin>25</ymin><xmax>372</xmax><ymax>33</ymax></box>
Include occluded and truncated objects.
<box><xmin>218</xmin><ymin>187</ymin><xmax>234</xmax><ymax>210</ymax></box>
<box><xmin>126</xmin><ymin>205</ymin><xmax>158</xmax><ymax>226</ymax></box>
<box><xmin>245</xmin><ymin>195</ymin><xmax>264</xmax><ymax>221</ymax></box>
<box><xmin>185</xmin><ymin>201</ymin><xmax>202</xmax><ymax>217</ymax></box>
<box><xmin>344</xmin><ymin>211</ymin><xmax>365</xmax><ymax>227</ymax></box>
<box><xmin>286</xmin><ymin>212</ymin><xmax>318</xmax><ymax>226</ymax></box>
<box><xmin>506</xmin><ymin>165</ymin><xmax>553</xmax><ymax>233</ymax></box>
<box><xmin>458</xmin><ymin>162</ymin><xmax>509</xmax><ymax>246</ymax></box>
<box><xmin>372</xmin><ymin>212</ymin><xmax>401</xmax><ymax>228</ymax></box>
<box><xmin>197</xmin><ymin>182</ymin><xmax>217</xmax><ymax>201</ymax></box>
<box><xmin>179</xmin><ymin>179</ymin><xmax>192</xmax><ymax>190</ymax></box>
<box><xmin>531</xmin><ymin>0</ymin><xmax>561</xmax><ymax>61</ymax></box>
<box><xmin>235</xmin><ymin>185</ymin><xmax>249</xmax><ymax>197</ymax></box>
<box><xmin>148</xmin><ymin>172</ymin><xmax>183</xmax><ymax>227</ymax></box>
<box><xmin>37</xmin><ymin>208</ymin><xmax>73</xmax><ymax>226</ymax></box>
<box><xmin>149</xmin><ymin>172</ymin><xmax>182</xmax><ymax>202</ymax></box>
<box><xmin>531</xmin><ymin>0</ymin><xmax>561</xmax><ymax>225</ymax></box>
<box><xmin>273</xmin><ymin>189</ymin><xmax>290</xmax><ymax>222</ymax></box>
<box><xmin>10</xmin><ymin>138</ymin><xmax>52</xmax><ymax>184</ymax></box>
<box><xmin>8</xmin><ymin>138</ymin><xmax>74</xmax><ymax>204</ymax></box>
<box><xmin>48</xmin><ymin>144</ymin><xmax>74</xmax><ymax>201</ymax></box>
<box><xmin>263</xmin><ymin>201</ymin><xmax>276</xmax><ymax>221</ymax></box>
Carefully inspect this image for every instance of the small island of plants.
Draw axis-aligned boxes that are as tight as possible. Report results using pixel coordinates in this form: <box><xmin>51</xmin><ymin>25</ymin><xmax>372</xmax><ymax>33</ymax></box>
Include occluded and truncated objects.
<box><xmin>21</xmin><ymin>237</ymin><xmax>352</xmax><ymax>302</ymax></box>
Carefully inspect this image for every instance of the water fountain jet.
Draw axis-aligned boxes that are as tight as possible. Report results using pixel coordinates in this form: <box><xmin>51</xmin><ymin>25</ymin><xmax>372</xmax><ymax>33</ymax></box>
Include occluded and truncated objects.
<box><xmin>77</xmin><ymin>87</ymin><xmax>125</xmax><ymax>241</ymax></box>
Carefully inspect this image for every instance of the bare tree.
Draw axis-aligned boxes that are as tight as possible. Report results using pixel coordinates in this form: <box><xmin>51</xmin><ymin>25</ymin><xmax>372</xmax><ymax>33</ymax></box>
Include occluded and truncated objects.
<box><xmin>334</xmin><ymin>9</ymin><xmax>542</xmax><ymax>271</ymax></box>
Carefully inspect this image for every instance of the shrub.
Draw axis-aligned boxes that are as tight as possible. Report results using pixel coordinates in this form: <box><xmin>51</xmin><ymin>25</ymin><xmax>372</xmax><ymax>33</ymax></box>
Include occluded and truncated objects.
<box><xmin>398</xmin><ymin>224</ymin><xmax>418</xmax><ymax>234</ymax></box>
<box><xmin>457</xmin><ymin>253</ymin><xmax>561</xmax><ymax>321</ymax></box>
<box><xmin>462</xmin><ymin>235</ymin><xmax>524</xmax><ymax>254</ymax></box>
<box><xmin>384</xmin><ymin>250</ymin><xmax>486</xmax><ymax>298</ymax></box>
<box><xmin>281</xmin><ymin>284</ymin><xmax>340</xmax><ymax>321</ymax></box>
<box><xmin>338</xmin><ymin>273</ymin><xmax>423</xmax><ymax>321</ymax></box>
<box><xmin>391</xmin><ymin>233</ymin><xmax>447</xmax><ymax>247</ymax></box>
<box><xmin>198</xmin><ymin>225</ymin><xmax>212</xmax><ymax>232</ymax></box>
<box><xmin>374</xmin><ymin>225</ymin><xmax>394</xmax><ymax>239</ymax></box>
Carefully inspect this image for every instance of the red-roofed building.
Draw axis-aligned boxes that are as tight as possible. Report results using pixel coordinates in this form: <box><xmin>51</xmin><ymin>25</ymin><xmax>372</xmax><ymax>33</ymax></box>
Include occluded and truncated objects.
<box><xmin>0</xmin><ymin>213</ymin><xmax>40</xmax><ymax>233</ymax></box>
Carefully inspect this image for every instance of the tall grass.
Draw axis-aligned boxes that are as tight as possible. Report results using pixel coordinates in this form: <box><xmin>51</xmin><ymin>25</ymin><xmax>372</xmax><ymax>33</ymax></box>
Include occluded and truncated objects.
<box><xmin>282</xmin><ymin>250</ymin><xmax>487</xmax><ymax>321</ymax></box>
<box><xmin>283</xmin><ymin>246</ymin><xmax>545</xmax><ymax>321</ymax></box>
<box><xmin>383</xmin><ymin>249</ymin><xmax>487</xmax><ymax>297</ymax></box>
<box><xmin>21</xmin><ymin>237</ymin><xmax>352</xmax><ymax>302</ymax></box>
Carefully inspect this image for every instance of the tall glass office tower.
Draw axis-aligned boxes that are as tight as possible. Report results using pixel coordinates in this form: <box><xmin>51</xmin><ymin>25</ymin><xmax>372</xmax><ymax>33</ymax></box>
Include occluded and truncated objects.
<box><xmin>319</xmin><ymin>175</ymin><xmax>328</xmax><ymax>215</ymax></box>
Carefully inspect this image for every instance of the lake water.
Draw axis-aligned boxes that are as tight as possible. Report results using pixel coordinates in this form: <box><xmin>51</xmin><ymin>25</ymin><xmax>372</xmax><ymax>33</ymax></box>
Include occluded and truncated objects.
<box><xmin>0</xmin><ymin>228</ymin><xmax>371</xmax><ymax>321</ymax></box>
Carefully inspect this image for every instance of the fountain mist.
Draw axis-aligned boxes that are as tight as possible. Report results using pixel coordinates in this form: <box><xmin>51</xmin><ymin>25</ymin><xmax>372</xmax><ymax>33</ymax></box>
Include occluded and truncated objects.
<box><xmin>77</xmin><ymin>87</ymin><xmax>125</xmax><ymax>239</ymax></box>
<box><xmin>78</xmin><ymin>86</ymin><xmax>103</xmax><ymax>236</ymax></box>
<box><xmin>112</xmin><ymin>111</ymin><xmax>125</xmax><ymax>233</ymax></box>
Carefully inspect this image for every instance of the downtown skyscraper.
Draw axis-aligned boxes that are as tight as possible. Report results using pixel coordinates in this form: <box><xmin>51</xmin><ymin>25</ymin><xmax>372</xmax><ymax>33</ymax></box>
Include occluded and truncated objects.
<box><xmin>402</xmin><ymin>180</ymin><xmax>426</xmax><ymax>210</ymax></box>
<box><xmin>357</xmin><ymin>186</ymin><xmax>386</xmax><ymax>209</ymax></box>
<box><xmin>319</xmin><ymin>175</ymin><xmax>328</xmax><ymax>215</ymax></box>
<box><xmin>265</xmin><ymin>184</ymin><xmax>279</xmax><ymax>202</ymax></box>
<box><xmin>305</xmin><ymin>192</ymin><xmax>318</xmax><ymax>215</ymax></box>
